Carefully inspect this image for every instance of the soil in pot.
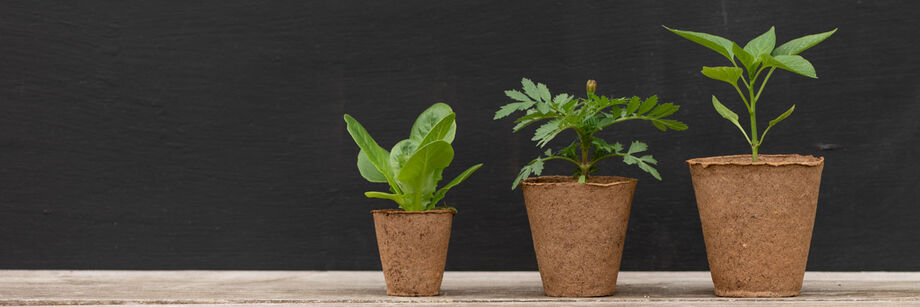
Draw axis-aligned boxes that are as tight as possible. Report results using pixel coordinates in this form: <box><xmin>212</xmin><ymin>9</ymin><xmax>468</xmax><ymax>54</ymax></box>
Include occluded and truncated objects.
<box><xmin>688</xmin><ymin>154</ymin><xmax>824</xmax><ymax>297</ymax></box>
<box><xmin>521</xmin><ymin>175</ymin><xmax>637</xmax><ymax>297</ymax></box>
<box><xmin>371</xmin><ymin>209</ymin><xmax>454</xmax><ymax>297</ymax></box>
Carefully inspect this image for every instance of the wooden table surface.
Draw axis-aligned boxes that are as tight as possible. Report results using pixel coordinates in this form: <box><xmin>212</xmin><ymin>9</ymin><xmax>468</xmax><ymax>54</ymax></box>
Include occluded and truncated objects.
<box><xmin>1</xmin><ymin>271</ymin><xmax>919</xmax><ymax>306</ymax></box>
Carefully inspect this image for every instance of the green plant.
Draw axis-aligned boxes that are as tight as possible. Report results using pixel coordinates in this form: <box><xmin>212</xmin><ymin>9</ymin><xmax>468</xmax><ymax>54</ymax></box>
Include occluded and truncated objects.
<box><xmin>495</xmin><ymin>78</ymin><xmax>687</xmax><ymax>189</ymax></box>
<box><xmin>664</xmin><ymin>26</ymin><xmax>836</xmax><ymax>161</ymax></box>
<box><xmin>344</xmin><ymin>103</ymin><xmax>483</xmax><ymax>211</ymax></box>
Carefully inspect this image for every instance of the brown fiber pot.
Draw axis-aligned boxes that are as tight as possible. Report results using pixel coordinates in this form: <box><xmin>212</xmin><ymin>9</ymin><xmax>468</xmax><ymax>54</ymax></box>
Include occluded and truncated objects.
<box><xmin>688</xmin><ymin>154</ymin><xmax>824</xmax><ymax>297</ymax></box>
<box><xmin>521</xmin><ymin>176</ymin><xmax>637</xmax><ymax>297</ymax></box>
<box><xmin>371</xmin><ymin>209</ymin><xmax>454</xmax><ymax>296</ymax></box>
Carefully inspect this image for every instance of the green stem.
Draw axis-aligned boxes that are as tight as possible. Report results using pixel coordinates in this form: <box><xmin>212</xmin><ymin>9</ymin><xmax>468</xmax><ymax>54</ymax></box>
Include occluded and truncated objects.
<box><xmin>577</xmin><ymin>129</ymin><xmax>591</xmax><ymax>178</ymax></box>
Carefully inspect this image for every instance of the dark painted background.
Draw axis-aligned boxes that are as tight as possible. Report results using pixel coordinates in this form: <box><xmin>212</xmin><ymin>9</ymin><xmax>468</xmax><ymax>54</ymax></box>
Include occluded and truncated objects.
<box><xmin>0</xmin><ymin>1</ymin><xmax>917</xmax><ymax>270</ymax></box>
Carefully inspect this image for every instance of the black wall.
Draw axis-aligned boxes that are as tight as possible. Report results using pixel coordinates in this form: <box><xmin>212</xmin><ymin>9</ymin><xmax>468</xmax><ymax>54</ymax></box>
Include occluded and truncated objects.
<box><xmin>1</xmin><ymin>1</ymin><xmax>917</xmax><ymax>270</ymax></box>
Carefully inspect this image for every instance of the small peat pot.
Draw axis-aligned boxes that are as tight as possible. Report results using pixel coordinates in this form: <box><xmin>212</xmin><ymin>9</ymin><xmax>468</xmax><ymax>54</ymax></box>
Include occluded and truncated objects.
<box><xmin>688</xmin><ymin>154</ymin><xmax>824</xmax><ymax>297</ymax></box>
<box><xmin>521</xmin><ymin>176</ymin><xmax>637</xmax><ymax>297</ymax></box>
<box><xmin>372</xmin><ymin>209</ymin><xmax>455</xmax><ymax>297</ymax></box>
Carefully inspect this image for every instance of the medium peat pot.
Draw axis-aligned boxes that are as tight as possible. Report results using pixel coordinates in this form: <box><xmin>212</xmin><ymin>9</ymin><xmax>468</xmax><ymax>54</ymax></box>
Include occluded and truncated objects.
<box><xmin>371</xmin><ymin>209</ymin><xmax>455</xmax><ymax>297</ymax></box>
<box><xmin>521</xmin><ymin>176</ymin><xmax>637</xmax><ymax>297</ymax></box>
<box><xmin>687</xmin><ymin>154</ymin><xmax>824</xmax><ymax>297</ymax></box>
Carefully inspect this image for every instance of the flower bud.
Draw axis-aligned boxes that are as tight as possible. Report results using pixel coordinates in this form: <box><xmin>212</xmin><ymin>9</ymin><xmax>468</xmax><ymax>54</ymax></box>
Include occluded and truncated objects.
<box><xmin>586</xmin><ymin>80</ymin><xmax>597</xmax><ymax>94</ymax></box>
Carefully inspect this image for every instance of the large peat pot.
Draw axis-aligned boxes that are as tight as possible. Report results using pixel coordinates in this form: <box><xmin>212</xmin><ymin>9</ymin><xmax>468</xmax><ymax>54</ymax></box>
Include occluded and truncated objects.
<box><xmin>521</xmin><ymin>176</ymin><xmax>637</xmax><ymax>297</ymax></box>
<box><xmin>371</xmin><ymin>209</ymin><xmax>454</xmax><ymax>296</ymax></box>
<box><xmin>688</xmin><ymin>154</ymin><xmax>824</xmax><ymax>297</ymax></box>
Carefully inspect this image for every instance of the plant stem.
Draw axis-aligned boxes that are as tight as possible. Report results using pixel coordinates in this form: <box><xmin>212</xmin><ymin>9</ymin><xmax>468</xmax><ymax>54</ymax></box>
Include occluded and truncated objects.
<box><xmin>577</xmin><ymin>129</ymin><xmax>591</xmax><ymax>178</ymax></box>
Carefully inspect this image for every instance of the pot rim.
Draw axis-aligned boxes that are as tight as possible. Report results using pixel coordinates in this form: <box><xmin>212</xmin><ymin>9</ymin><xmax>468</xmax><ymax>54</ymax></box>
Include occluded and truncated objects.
<box><xmin>687</xmin><ymin>154</ymin><xmax>824</xmax><ymax>167</ymax></box>
<box><xmin>520</xmin><ymin>175</ymin><xmax>637</xmax><ymax>187</ymax></box>
<box><xmin>370</xmin><ymin>208</ymin><xmax>456</xmax><ymax>215</ymax></box>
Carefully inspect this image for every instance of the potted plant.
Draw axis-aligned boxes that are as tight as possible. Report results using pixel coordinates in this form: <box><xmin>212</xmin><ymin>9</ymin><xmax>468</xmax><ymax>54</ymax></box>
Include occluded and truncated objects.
<box><xmin>665</xmin><ymin>26</ymin><xmax>836</xmax><ymax>297</ymax></box>
<box><xmin>343</xmin><ymin>103</ymin><xmax>483</xmax><ymax>296</ymax></box>
<box><xmin>495</xmin><ymin>78</ymin><xmax>687</xmax><ymax>296</ymax></box>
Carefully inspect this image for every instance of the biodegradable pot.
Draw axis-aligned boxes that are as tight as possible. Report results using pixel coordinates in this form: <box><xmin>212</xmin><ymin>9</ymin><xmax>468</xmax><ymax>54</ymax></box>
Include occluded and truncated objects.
<box><xmin>521</xmin><ymin>176</ymin><xmax>637</xmax><ymax>297</ymax></box>
<box><xmin>688</xmin><ymin>154</ymin><xmax>824</xmax><ymax>298</ymax></box>
<box><xmin>371</xmin><ymin>209</ymin><xmax>454</xmax><ymax>297</ymax></box>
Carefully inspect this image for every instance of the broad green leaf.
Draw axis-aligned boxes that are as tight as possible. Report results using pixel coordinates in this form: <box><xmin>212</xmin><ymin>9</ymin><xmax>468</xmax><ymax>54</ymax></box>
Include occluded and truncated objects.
<box><xmin>521</xmin><ymin>78</ymin><xmax>540</xmax><ymax>101</ymax></box>
<box><xmin>773</xmin><ymin>28</ymin><xmax>837</xmax><ymax>56</ymax></box>
<box><xmin>638</xmin><ymin>95</ymin><xmax>658</xmax><ymax>114</ymax></box>
<box><xmin>344</xmin><ymin>114</ymin><xmax>396</xmax><ymax>189</ymax></box>
<box><xmin>418</xmin><ymin>113</ymin><xmax>456</xmax><ymax>147</ymax></box>
<box><xmin>743</xmin><ymin>26</ymin><xmax>776</xmax><ymax>58</ymax></box>
<box><xmin>358</xmin><ymin>151</ymin><xmax>387</xmax><ymax>183</ymax></box>
<box><xmin>398</xmin><ymin>141</ymin><xmax>454</xmax><ymax>211</ymax></box>
<box><xmin>760</xmin><ymin>105</ymin><xmax>796</xmax><ymax>145</ymax></box>
<box><xmin>536</xmin><ymin>82</ymin><xmax>552</xmax><ymax>103</ymax></box>
<box><xmin>626</xmin><ymin>96</ymin><xmax>641</xmax><ymax>114</ymax></box>
<box><xmin>410</xmin><ymin>103</ymin><xmax>457</xmax><ymax>144</ymax></box>
<box><xmin>701</xmin><ymin>66</ymin><xmax>743</xmax><ymax>85</ymax></box>
<box><xmin>763</xmin><ymin>54</ymin><xmax>817</xmax><ymax>78</ymax></box>
<box><xmin>663</xmin><ymin>26</ymin><xmax>735</xmax><ymax>62</ymax></box>
<box><xmin>365</xmin><ymin>191</ymin><xmax>404</xmax><ymax>203</ymax></box>
<box><xmin>733</xmin><ymin>43</ymin><xmax>756</xmax><ymax>69</ymax></box>
<box><xmin>505</xmin><ymin>89</ymin><xmax>531</xmax><ymax>102</ymax></box>
<box><xmin>769</xmin><ymin>105</ymin><xmax>795</xmax><ymax>128</ymax></box>
<box><xmin>711</xmin><ymin>96</ymin><xmax>751</xmax><ymax>144</ymax></box>
<box><xmin>430</xmin><ymin>163</ymin><xmax>483</xmax><ymax>207</ymax></box>
<box><xmin>388</xmin><ymin>139</ymin><xmax>418</xmax><ymax>175</ymax></box>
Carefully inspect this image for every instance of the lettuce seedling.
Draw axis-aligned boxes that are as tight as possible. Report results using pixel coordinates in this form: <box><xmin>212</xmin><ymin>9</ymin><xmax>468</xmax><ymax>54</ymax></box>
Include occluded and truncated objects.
<box><xmin>664</xmin><ymin>26</ymin><xmax>836</xmax><ymax>161</ymax></box>
<box><xmin>496</xmin><ymin>78</ymin><xmax>687</xmax><ymax>189</ymax></box>
<box><xmin>344</xmin><ymin>103</ymin><xmax>483</xmax><ymax>211</ymax></box>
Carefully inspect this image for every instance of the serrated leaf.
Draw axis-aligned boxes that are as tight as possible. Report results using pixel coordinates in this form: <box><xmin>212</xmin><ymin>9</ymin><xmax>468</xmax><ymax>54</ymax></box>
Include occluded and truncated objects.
<box><xmin>544</xmin><ymin>148</ymin><xmax>552</xmax><ymax>156</ymax></box>
<box><xmin>531</xmin><ymin>158</ymin><xmax>544</xmax><ymax>176</ymax></box>
<box><xmin>664</xmin><ymin>26</ymin><xmax>736</xmax><ymax>62</ymax></box>
<box><xmin>521</xmin><ymin>78</ymin><xmax>540</xmax><ymax>101</ymax></box>
<box><xmin>743</xmin><ymin>26</ymin><xmax>776</xmax><ymax>58</ymax></box>
<box><xmin>553</xmin><ymin>93</ymin><xmax>571</xmax><ymax>106</ymax></box>
<box><xmin>763</xmin><ymin>54</ymin><xmax>817</xmax><ymax>78</ymax></box>
<box><xmin>608</xmin><ymin>106</ymin><xmax>624</xmax><ymax>118</ymax></box>
<box><xmin>536</xmin><ymin>82</ymin><xmax>552</xmax><ymax>103</ymax></box>
<box><xmin>637</xmin><ymin>160</ymin><xmax>662</xmax><ymax>180</ymax></box>
<box><xmin>627</xmin><ymin>141</ymin><xmax>648</xmax><ymax>155</ymax></box>
<box><xmin>652</xmin><ymin>119</ymin><xmax>688</xmax><ymax>131</ymax></box>
<box><xmin>652</xmin><ymin>120</ymin><xmax>667</xmax><ymax>131</ymax></box>
<box><xmin>649</xmin><ymin>103</ymin><xmax>679</xmax><ymax>118</ymax></box>
<box><xmin>773</xmin><ymin>28</ymin><xmax>837</xmax><ymax>56</ymax></box>
<box><xmin>701</xmin><ymin>66</ymin><xmax>743</xmax><ymax>85</ymax></box>
<box><xmin>638</xmin><ymin>155</ymin><xmax>658</xmax><ymax>164</ymax></box>
<box><xmin>494</xmin><ymin>102</ymin><xmax>534</xmax><ymax>120</ymax></box>
<box><xmin>532</xmin><ymin>119</ymin><xmax>562</xmax><ymax>147</ymax></box>
<box><xmin>505</xmin><ymin>89</ymin><xmax>531</xmax><ymax>102</ymax></box>
<box><xmin>626</xmin><ymin>96</ymin><xmax>641</xmax><ymax>114</ymax></box>
<box><xmin>638</xmin><ymin>95</ymin><xmax>658</xmax><ymax>114</ymax></box>
<box><xmin>536</xmin><ymin>102</ymin><xmax>550</xmax><ymax>114</ymax></box>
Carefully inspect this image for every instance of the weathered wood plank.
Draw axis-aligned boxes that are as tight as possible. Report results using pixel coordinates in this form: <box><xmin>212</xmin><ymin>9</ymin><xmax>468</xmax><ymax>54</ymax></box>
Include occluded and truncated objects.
<box><xmin>0</xmin><ymin>271</ymin><xmax>918</xmax><ymax>306</ymax></box>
